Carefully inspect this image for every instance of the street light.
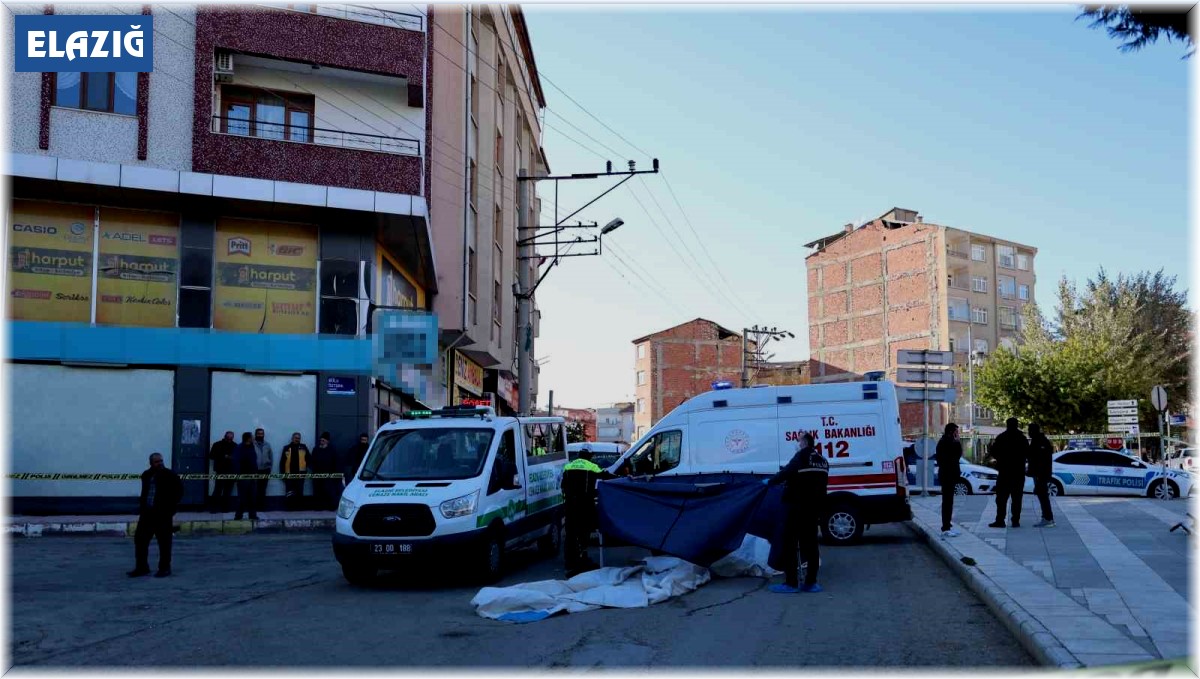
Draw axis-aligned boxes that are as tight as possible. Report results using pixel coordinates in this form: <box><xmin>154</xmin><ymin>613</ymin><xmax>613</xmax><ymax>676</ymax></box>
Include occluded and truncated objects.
<box><xmin>601</xmin><ymin>218</ymin><xmax>624</xmax><ymax>236</ymax></box>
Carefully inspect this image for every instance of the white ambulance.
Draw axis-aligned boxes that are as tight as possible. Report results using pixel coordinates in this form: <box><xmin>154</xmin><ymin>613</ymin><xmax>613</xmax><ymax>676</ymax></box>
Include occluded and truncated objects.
<box><xmin>332</xmin><ymin>406</ymin><xmax>568</xmax><ymax>585</ymax></box>
<box><xmin>609</xmin><ymin>381</ymin><xmax>911</xmax><ymax>545</ymax></box>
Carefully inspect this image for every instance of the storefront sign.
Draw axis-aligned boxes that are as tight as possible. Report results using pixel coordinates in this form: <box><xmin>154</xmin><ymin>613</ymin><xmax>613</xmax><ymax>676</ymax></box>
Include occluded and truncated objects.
<box><xmin>454</xmin><ymin>352</ymin><xmax>484</xmax><ymax>395</ymax></box>
<box><xmin>96</xmin><ymin>208</ymin><xmax>179</xmax><ymax>328</ymax></box>
<box><xmin>326</xmin><ymin>376</ymin><xmax>356</xmax><ymax>397</ymax></box>
<box><xmin>379</xmin><ymin>251</ymin><xmax>420</xmax><ymax>309</ymax></box>
<box><xmin>460</xmin><ymin>396</ymin><xmax>493</xmax><ymax>408</ymax></box>
<box><xmin>497</xmin><ymin>372</ymin><xmax>517</xmax><ymax>408</ymax></box>
<box><xmin>7</xmin><ymin>200</ymin><xmax>94</xmax><ymax>322</ymax></box>
<box><xmin>213</xmin><ymin>218</ymin><xmax>317</xmax><ymax>334</ymax></box>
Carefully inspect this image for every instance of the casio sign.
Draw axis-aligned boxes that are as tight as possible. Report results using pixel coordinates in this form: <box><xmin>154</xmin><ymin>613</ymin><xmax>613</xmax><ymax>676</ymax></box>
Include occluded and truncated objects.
<box><xmin>14</xmin><ymin>223</ymin><xmax>57</xmax><ymax>234</ymax></box>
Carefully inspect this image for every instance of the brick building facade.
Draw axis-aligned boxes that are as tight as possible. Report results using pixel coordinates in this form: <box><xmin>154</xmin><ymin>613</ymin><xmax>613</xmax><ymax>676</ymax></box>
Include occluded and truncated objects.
<box><xmin>632</xmin><ymin>318</ymin><xmax>745</xmax><ymax>439</ymax></box>
<box><xmin>805</xmin><ymin>207</ymin><xmax>1036</xmax><ymax>436</ymax></box>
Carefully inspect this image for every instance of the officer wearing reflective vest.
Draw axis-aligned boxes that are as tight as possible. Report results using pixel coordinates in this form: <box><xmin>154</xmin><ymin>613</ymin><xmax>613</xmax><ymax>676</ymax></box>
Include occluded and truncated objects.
<box><xmin>560</xmin><ymin>448</ymin><xmax>614</xmax><ymax>576</ymax></box>
<box><xmin>766</xmin><ymin>433</ymin><xmax>829</xmax><ymax>593</ymax></box>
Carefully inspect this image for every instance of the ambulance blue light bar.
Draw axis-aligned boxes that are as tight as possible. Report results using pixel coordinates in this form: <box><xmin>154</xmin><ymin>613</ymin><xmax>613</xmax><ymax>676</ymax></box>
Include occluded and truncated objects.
<box><xmin>712</xmin><ymin>381</ymin><xmax>734</xmax><ymax>390</ymax></box>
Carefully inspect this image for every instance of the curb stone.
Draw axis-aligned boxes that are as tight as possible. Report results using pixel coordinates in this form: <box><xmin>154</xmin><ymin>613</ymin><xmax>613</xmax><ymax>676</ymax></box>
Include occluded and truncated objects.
<box><xmin>7</xmin><ymin>519</ymin><xmax>335</xmax><ymax>537</ymax></box>
<box><xmin>905</xmin><ymin>519</ymin><xmax>1083</xmax><ymax>669</ymax></box>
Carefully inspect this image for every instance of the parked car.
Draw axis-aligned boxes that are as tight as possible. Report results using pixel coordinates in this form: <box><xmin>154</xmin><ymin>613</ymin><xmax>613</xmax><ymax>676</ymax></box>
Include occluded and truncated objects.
<box><xmin>566</xmin><ymin>442</ymin><xmax>626</xmax><ymax>470</ymax></box>
<box><xmin>1166</xmin><ymin>447</ymin><xmax>1196</xmax><ymax>473</ymax></box>
<box><xmin>1022</xmin><ymin>448</ymin><xmax>1193</xmax><ymax>499</ymax></box>
<box><xmin>907</xmin><ymin>458</ymin><xmax>999</xmax><ymax>495</ymax></box>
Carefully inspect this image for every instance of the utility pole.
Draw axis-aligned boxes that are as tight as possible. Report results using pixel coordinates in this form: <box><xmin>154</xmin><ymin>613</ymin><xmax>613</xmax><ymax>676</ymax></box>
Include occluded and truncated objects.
<box><xmin>741</xmin><ymin>325</ymin><xmax>794</xmax><ymax>387</ymax></box>
<box><xmin>515</xmin><ymin>159</ymin><xmax>659</xmax><ymax>415</ymax></box>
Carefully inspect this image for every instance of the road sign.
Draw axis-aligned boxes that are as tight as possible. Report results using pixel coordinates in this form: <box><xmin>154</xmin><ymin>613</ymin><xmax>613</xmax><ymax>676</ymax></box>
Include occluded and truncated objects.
<box><xmin>898</xmin><ymin>387</ymin><xmax>957</xmax><ymax>403</ymax></box>
<box><xmin>1107</xmin><ymin>415</ymin><xmax>1139</xmax><ymax>425</ymax></box>
<box><xmin>1109</xmin><ymin>424</ymin><xmax>1140</xmax><ymax>434</ymax></box>
<box><xmin>1108</xmin><ymin>399</ymin><xmax>1138</xmax><ymax>408</ymax></box>
<box><xmin>896</xmin><ymin>368</ymin><xmax>955</xmax><ymax>385</ymax></box>
<box><xmin>1170</xmin><ymin>413</ymin><xmax>1187</xmax><ymax>427</ymax></box>
<box><xmin>896</xmin><ymin>350</ymin><xmax>954</xmax><ymax>367</ymax></box>
<box><xmin>1151</xmin><ymin>385</ymin><xmax>1168</xmax><ymax>412</ymax></box>
<box><xmin>1106</xmin><ymin>407</ymin><xmax>1138</xmax><ymax>416</ymax></box>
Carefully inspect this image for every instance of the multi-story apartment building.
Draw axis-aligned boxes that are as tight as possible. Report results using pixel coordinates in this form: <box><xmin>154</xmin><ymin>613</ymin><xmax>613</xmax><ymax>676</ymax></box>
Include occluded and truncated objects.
<box><xmin>632</xmin><ymin>318</ymin><xmax>745</xmax><ymax>440</ymax></box>
<box><xmin>2</xmin><ymin>4</ymin><xmax>481</xmax><ymax>513</ymax></box>
<box><xmin>595</xmin><ymin>402</ymin><xmax>635</xmax><ymax>445</ymax></box>
<box><xmin>429</xmin><ymin>6</ymin><xmax>548</xmax><ymax>415</ymax></box>
<box><xmin>805</xmin><ymin>208</ymin><xmax>1037</xmax><ymax>436</ymax></box>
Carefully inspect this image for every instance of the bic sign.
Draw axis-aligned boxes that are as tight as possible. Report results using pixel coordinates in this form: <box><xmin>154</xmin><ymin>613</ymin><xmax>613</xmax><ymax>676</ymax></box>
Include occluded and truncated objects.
<box><xmin>15</xmin><ymin>15</ymin><xmax>154</xmax><ymax>72</ymax></box>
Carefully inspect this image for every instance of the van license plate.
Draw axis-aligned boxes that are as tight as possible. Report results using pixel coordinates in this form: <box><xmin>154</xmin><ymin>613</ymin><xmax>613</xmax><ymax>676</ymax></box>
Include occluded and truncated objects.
<box><xmin>372</xmin><ymin>543</ymin><xmax>412</xmax><ymax>555</ymax></box>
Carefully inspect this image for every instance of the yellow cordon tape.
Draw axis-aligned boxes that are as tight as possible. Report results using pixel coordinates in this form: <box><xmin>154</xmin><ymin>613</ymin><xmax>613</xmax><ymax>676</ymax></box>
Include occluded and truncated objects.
<box><xmin>8</xmin><ymin>473</ymin><xmax>346</xmax><ymax>480</ymax></box>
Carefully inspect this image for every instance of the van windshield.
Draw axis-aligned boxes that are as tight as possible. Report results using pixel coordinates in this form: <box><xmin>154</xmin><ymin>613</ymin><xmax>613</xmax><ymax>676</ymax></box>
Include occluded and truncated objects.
<box><xmin>361</xmin><ymin>428</ymin><xmax>495</xmax><ymax>481</ymax></box>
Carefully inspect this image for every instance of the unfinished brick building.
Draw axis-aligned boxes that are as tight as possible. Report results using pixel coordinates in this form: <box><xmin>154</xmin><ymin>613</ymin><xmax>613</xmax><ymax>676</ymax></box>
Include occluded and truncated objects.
<box><xmin>632</xmin><ymin>318</ymin><xmax>746</xmax><ymax>439</ymax></box>
<box><xmin>806</xmin><ymin>207</ymin><xmax>1037</xmax><ymax>436</ymax></box>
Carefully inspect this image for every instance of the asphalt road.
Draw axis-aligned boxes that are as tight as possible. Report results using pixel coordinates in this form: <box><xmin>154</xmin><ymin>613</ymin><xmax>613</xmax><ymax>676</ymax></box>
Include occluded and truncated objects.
<box><xmin>10</xmin><ymin>525</ymin><xmax>1034</xmax><ymax>668</ymax></box>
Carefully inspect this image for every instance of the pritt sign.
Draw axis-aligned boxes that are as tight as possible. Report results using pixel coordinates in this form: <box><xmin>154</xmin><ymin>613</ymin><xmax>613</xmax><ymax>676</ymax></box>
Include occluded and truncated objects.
<box><xmin>15</xmin><ymin>14</ymin><xmax>153</xmax><ymax>72</ymax></box>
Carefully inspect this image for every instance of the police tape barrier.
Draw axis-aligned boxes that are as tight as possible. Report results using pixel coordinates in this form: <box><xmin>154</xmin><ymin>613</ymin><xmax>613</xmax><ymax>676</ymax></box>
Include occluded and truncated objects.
<box><xmin>8</xmin><ymin>473</ymin><xmax>347</xmax><ymax>481</ymax></box>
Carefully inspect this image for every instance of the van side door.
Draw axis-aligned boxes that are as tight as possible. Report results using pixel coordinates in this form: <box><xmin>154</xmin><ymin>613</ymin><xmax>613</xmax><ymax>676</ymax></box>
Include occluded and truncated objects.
<box><xmin>477</xmin><ymin>426</ymin><xmax>526</xmax><ymax>531</ymax></box>
<box><xmin>687</xmin><ymin>404</ymin><xmax>777</xmax><ymax>474</ymax></box>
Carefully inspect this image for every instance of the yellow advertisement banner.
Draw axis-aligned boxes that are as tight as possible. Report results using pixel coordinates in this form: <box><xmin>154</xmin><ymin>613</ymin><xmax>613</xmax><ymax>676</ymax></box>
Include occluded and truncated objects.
<box><xmin>213</xmin><ymin>218</ymin><xmax>317</xmax><ymax>334</ymax></box>
<box><xmin>7</xmin><ymin>200</ymin><xmax>95</xmax><ymax>323</ymax></box>
<box><xmin>96</xmin><ymin>208</ymin><xmax>180</xmax><ymax>328</ymax></box>
<box><xmin>378</xmin><ymin>248</ymin><xmax>424</xmax><ymax>309</ymax></box>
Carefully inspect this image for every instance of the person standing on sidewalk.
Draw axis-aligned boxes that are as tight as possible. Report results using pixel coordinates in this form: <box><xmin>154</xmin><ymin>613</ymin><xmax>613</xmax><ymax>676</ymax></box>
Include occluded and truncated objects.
<box><xmin>1027</xmin><ymin>423</ymin><xmax>1056</xmax><ymax>528</ymax></box>
<box><xmin>311</xmin><ymin>432</ymin><xmax>341</xmax><ymax>511</ymax></box>
<box><xmin>344</xmin><ymin>433</ymin><xmax>370</xmax><ymax>485</ymax></box>
<box><xmin>766</xmin><ymin>433</ymin><xmax>829</xmax><ymax>594</ymax></box>
<box><xmin>128</xmin><ymin>453</ymin><xmax>182</xmax><ymax>578</ymax></box>
<box><xmin>207</xmin><ymin>431</ymin><xmax>236</xmax><ymax>514</ymax></box>
<box><xmin>280</xmin><ymin>432</ymin><xmax>310</xmax><ymax>511</ymax></box>
<box><xmin>233</xmin><ymin>432</ymin><xmax>259</xmax><ymax>521</ymax></box>
<box><xmin>253</xmin><ymin>428</ymin><xmax>273</xmax><ymax>513</ymax></box>
<box><xmin>936</xmin><ymin>423</ymin><xmax>963</xmax><ymax>537</ymax></box>
<box><xmin>989</xmin><ymin>418</ymin><xmax>1029</xmax><ymax>528</ymax></box>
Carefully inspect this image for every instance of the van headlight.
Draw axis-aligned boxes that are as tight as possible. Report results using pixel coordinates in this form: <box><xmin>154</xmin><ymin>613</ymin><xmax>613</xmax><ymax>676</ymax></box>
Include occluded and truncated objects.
<box><xmin>440</xmin><ymin>491</ymin><xmax>479</xmax><ymax>519</ymax></box>
<box><xmin>337</xmin><ymin>497</ymin><xmax>355</xmax><ymax>520</ymax></box>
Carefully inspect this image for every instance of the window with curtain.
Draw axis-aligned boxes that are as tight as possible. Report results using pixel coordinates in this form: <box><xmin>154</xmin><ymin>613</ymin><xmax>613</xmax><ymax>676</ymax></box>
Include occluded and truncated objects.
<box><xmin>219</xmin><ymin>86</ymin><xmax>314</xmax><ymax>142</ymax></box>
<box><xmin>54</xmin><ymin>72</ymin><xmax>136</xmax><ymax>115</ymax></box>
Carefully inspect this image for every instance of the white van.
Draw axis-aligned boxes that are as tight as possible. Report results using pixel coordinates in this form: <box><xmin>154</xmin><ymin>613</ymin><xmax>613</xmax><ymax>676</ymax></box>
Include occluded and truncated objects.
<box><xmin>609</xmin><ymin>381</ymin><xmax>911</xmax><ymax>545</ymax></box>
<box><xmin>566</xmin><ymin>441</ymin><xmax>628</xmax><ymax>469</ymax></box>
<box><xmin>332</xmin><ymin>406</ymin><xmax>568</xmax><ymax>585</ymax></box>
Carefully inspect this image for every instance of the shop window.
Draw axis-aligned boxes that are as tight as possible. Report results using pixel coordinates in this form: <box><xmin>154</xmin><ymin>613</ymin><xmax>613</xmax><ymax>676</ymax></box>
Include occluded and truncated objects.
<box><xmin>178</xmin><ymin>220</ymin><xmax>214</xmax><ymax>329</ymax></box>
<box><xmin>319</xmin><ymin>259</ymin><xmax>362</xmax><ymax>336</ymax></box>
<box><xmin>55</xmin><ymin>72</ymin><xmax>136</xmax><ymax>115</ymax></box>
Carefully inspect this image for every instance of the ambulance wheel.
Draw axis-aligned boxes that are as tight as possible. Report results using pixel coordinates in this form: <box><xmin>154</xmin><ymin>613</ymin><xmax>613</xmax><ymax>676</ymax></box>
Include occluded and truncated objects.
<box><xmin>341</xmin><ymin>562</ymin><xmax>376</xmax><ymax>587</ymax></box>
<box><xmin>538</xmin><ymin>519</ymin><xmax>562</xmax><ymax>558</ymax></box>
<box><xmin>822</xmin><ymin>504</ymin><xmax>864</xmax><ymax>545</ymax></box>
<box><xmin>478</xmin><ymin>527</ymin><xmax>506</xmax><ymax>584</ymax></box>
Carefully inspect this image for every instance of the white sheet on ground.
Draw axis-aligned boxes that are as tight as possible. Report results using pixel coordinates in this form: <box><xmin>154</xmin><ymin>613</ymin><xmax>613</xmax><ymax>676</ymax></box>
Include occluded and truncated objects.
<box><xmin>709</xmin><ymin>534</ymin><xmax>782</xmax><ymax>578</ymax></box>
<box><xmin>471</xmin><ymin>556</ymin><xmax>711</xmax><ymax>623</ymax></box>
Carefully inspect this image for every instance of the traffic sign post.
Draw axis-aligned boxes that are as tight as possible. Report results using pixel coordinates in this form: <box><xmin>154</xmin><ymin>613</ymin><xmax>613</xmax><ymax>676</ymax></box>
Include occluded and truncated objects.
<box><xmin>1107</xmin><ymin>400</ymin><xmax>1142</xmax><ymax>451</ymax></box>
<box><xmin>1151</xmin><ymin>386</ymin><xmax>1168</xmax><ymax>499</ymax></box>
<box><xmin>896</xmin><ymin>350</ymin><xmax>957</xmax><ymax>496</ymax></box>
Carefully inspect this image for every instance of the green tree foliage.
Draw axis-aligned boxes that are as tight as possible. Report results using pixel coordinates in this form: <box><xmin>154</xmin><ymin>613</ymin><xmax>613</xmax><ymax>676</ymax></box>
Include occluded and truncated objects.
<box><xmin>566</xmin><ymin>421</ymin><xmax>587</xmax><ymax>444</ymax></box>
<box><xmin>975</xmin><ymin>269</ymin><xmax>1191</xmax><ymax>433</ymax></box>
<box><xmin>1078</xmin><ymin>5</ymin><xmax>1194</xmax><ymax>57</ymax></box>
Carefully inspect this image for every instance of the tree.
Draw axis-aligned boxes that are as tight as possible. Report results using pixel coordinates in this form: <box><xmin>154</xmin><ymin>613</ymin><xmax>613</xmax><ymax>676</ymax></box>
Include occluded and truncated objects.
<box><xmin>566</xmin><ymin>421</ymin><xmax>587</xmax><ymax>444</ymax></box>
<box><xmin>1078</xmin><ymin>5</ymin><xmax>1194</xmax><ymax>57</ymax></box>
<box><xmin>974</xmin><ymin>269</ymin><xmax>1191</xmax><ymax>433</ymax></box>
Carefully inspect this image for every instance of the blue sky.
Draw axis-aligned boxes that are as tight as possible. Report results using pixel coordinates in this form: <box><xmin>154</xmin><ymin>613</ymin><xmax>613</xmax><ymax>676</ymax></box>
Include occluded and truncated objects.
<box><xmin>520</xmin><ymin>5</ymin><xmax>1191</xmax><ymax>408</ymax></box>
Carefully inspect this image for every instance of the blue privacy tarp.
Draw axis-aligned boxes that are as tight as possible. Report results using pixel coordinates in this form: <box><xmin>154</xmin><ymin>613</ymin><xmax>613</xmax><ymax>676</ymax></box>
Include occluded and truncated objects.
<box><xmin>597</xmin><ymin>473</ymin><xmax>795</xmax><ymax>569</ymax></box>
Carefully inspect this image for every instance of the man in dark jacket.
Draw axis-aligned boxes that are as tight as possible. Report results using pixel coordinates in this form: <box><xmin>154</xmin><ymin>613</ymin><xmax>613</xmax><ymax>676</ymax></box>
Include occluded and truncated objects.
<box><xmin>129</xmin><ymin>453</ymin><xmax>183</xmax><ymax>578</ymax></box>
<box><xmin>1028</xmin><ymin>423</ymin><xmax>1056</xmax><ymax>528</ymax></box>
<box><xmin>280</xmin><ymin>432</ymin><xmax>310</xmax><ymax>511</ymax></box>
<box><xmin>311</xmin><ymin>432</ymin><xmax>341</xmax><ymax>511</ymax></box>
<box><xmin>989</xmin><ymin>418</ymin><xmax>1029</xmax><ymax>528</ymax></box>
<box><xmin>207</xmin><ymin>431</ymin><xmax>236</xmax><ymax>513</ymax></box>
<box><xmin>344</xmin><ymin>433</ymin><xmax>370</xmax><ymax>485</ymax></box>
<box><xmin>561</xmin><ymin>449</ymin><xmax>615</xmax><ymax>576</ymax></box>
<box><xmin>767</xmin><ymin>433</ymin><xmax>829</xmax><ymax>593</ymax></box>
<box><xmin>936</xmin><ymin>423</ymin><xmax>963</xmax><ymax>537</ymax></box>
<box><xmin>233</xmin><ymin>432</ymin><xmax>259</xmax><ymax>521</ymax></box>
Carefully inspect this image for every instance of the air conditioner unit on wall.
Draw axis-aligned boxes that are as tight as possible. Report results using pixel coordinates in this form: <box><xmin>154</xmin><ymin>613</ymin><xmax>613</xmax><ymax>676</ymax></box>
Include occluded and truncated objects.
<box><xmin>214</xmin><ymin>51</ymin><xmax>234</xmax><ymax>82</ymax></box>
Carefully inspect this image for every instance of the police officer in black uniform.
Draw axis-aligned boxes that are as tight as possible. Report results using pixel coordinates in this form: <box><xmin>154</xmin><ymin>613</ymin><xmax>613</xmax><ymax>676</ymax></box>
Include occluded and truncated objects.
<box><xmin>767</xmin><ymin>433</ymin><xmax>829</xmax><ymax>593</ymax></box>
<box><xmin>560</xmin><ymin>448</ymin><xmax>614</xmax><ymax>577</ymax></box>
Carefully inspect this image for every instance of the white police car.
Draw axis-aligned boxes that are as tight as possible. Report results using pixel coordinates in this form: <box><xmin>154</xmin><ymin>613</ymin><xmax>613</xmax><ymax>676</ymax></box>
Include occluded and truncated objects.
<box><xmin>1023</xmin><ymin>448</ymin><xmax>1193</xmax><ymax>499</ymax></box>
<box><xmin>907</xmin><ymin>459</ymin><xmax>999</xmax><ymax>495</ymax></box>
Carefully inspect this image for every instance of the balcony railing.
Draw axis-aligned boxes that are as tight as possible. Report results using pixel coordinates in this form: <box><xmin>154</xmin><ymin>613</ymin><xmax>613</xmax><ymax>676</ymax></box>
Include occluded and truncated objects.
<box><xmin>947</xmin><ymin>245</ymin><xmax>969</xmax><ymax>259</ymax></box>
<box><xmin>949</xmin><ymin>310</ymin><xmax>971</xmax><ymax>322</ymax></box>
<box><xmin>263</xmin><ymin>4</ymin><xmax>425</xmax><ymax>31</ymax></box>
<box><xmin>948</xmin><ymin>279</ymin><xmax>970</xmax><ymax>291</ymax></box>
<box><xmin>212</xmin><ymin>116</ymin><xmax>421</xmax><ymax>157</ymax></box>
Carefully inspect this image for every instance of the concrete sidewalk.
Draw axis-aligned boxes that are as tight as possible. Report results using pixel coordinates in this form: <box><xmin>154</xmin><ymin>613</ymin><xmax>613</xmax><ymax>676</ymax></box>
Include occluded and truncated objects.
<box><xmin>908</xmin><ymin>494</ymin><xmax>1193</xmax><ymax>670</ymax></box>
<box><xmin>6</xmin><ymin>510</ymin><xmax>335</xmax><ymax>537</ymax></box>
